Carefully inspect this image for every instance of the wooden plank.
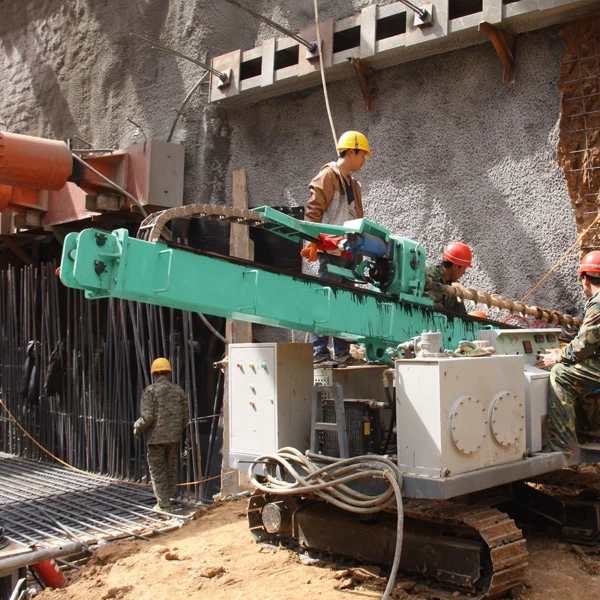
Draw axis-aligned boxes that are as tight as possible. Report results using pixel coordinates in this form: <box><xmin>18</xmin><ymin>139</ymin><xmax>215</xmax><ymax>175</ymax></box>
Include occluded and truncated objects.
<box><xmin>221</xmin><ymin>168</ymin><xmax>254</xmax><ymax>497</ymax></box>
<box><xmin>227</xmin><ymin>168</ymin><xmax>253</xmax><ymax>344</ymax></box>
<box><xmin>0</xmin><ymin>235</ymin><xmax>33</xmax><ymax>265</ymax></box>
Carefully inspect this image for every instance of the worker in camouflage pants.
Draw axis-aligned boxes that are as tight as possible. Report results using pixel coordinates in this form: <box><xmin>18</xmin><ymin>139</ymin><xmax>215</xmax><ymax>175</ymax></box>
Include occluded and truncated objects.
<box><xmin>535</xmin><ymin>251</ymin><xmax>600</xmax><ymax>454</ymax></box>
<box><xmin>134</xmin><ymin>358</ymin><xmax>189</xmax><ymax>512</ymax></box>
<box><xmin>425</xmin><ymin>242</ymin><xmax>473</xmax><ymax>314</ymax></box>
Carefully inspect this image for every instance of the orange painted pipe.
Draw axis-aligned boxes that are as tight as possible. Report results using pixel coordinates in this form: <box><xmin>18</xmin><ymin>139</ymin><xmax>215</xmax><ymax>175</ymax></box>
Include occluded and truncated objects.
<box><xmin>0</xmin><ymin>131</ymin><xmax>72</xmax><ymax>191</ymax></box>
<box><xmin>0</xmin><ymin>184</ymin><xmax>11</xmax><ymax>211</ymax></box>
<box><xmin>32</xmin><ymin>558</ymin><xmax>68</xmax><ymax>588</ymax></box>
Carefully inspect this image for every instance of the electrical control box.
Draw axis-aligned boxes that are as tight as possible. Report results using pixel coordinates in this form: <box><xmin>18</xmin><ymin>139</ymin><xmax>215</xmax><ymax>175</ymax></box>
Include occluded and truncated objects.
<box><xmin>228</xmin><ymin>342</ymin><xmax>314</xmax><ymax>468</ymax></box>
<box><xmin>477</xmin><ymin>328</ymin><xmax>561</xmax><ymax>366</ymax></box>
<box><xmin>395</xmin><ymin>355</ymin><xmax>526</xmax><ymax>477</ymax></box>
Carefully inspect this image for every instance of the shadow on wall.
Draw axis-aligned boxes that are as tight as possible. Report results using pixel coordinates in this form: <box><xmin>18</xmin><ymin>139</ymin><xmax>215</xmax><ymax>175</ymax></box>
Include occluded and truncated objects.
<box><xmin>2</xmin><ymin>23</ymin><xmax>80</xmax><ymax>137</ymax></box>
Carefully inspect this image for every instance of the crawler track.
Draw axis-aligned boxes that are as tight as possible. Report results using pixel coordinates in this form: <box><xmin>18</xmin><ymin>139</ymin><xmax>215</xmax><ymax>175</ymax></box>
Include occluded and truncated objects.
<box><xmin>248</xmin><ymin>492</ymin><xmax>528</xmax><ymax>599</ymax></box>
<box><xmin>404</xmin><ymin>499</ymin><xmax>529</xmax><ymax>599</ymax></box>
<box><xmin>518</xmin><ymin>466</ymin><xmax>600</xmax><ymax>544</ymax></box>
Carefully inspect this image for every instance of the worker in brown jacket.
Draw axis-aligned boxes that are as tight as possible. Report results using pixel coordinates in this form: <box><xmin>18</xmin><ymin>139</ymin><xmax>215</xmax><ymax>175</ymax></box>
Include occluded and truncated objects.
<box><xmin>305</xmin><ymin>131</ymin><xmax>371</xmax><ymax>366</ymax></box>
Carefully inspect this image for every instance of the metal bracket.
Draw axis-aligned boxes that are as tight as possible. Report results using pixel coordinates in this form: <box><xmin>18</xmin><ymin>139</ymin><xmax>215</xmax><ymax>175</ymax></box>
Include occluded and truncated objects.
<box><xmin>217</xmin><ymin>68</ymin><xmax>232</xmax><ymax>89</ymax></box>
<box><xmin>479</xmin><ymin>21</ymin><xmax>519</xmax><ymax>85</ymax></box>
<box><xmin>306</xmin><ymin>39</ymin><xmax>321</xmax><ymax>62</ymax></box>
<box><xmin>348</xmin><ymin>57</ymin><xmax>375</xmax><ymax>112</ymax></box>
<box><xmin>414</xmin><ymin>3</ymin><xmax>434</xmax><ymax>27</ymax></box>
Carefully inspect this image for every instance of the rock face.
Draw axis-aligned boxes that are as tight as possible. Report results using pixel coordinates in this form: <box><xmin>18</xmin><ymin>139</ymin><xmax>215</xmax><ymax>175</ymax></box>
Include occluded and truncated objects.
<box><xmin>1</xmin><ymin>2</ymin><xmax>598</xmax><ymax>314</ymax></box>
<box><xmin>557</xmin><ymin>14</ymin><xmax>600</xmax><ymax>255</ymax></box>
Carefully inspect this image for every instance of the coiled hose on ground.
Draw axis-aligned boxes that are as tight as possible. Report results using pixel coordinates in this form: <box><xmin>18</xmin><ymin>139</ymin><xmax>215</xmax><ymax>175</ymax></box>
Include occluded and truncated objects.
<box><xmin>248</xmin><ymin>447</ymin><xmax>404</xmax><ymax>600</ymax></box>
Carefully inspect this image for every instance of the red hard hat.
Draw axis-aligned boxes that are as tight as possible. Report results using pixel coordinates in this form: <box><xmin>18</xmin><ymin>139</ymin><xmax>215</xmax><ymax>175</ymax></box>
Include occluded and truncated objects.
<box><xmin>579</xmin><ymin>250</ymin><xmax>600</xmax><ymax>275</ymax></box>
<box><xmin>442</xmin><ymin>241</ymin><xmax>472</xmax><ymax>268</ymax></box>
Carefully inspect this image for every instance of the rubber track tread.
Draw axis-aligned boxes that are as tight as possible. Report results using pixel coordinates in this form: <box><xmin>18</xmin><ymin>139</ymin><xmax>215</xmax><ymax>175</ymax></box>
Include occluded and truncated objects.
<box><xmin>404</xmin><ymin>499</ymin><xmax>529</xmax><ymax>599</ymax></box>
<box><xmin>528</xmin><ymin>466</ymin><xmax>600</xmax><ymax>495</ymax></box>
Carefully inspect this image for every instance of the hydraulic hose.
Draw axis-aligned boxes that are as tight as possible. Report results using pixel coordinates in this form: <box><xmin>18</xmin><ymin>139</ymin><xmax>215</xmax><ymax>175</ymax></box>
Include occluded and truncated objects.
<box><xmin>249</xmin><ymin>448</ymin><xmax>403</xmax><ymax>600</ymax></box>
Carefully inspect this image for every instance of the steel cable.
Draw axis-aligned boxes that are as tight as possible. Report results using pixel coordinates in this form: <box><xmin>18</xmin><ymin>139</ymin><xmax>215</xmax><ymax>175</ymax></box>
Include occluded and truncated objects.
<box><xmin>313</xmin><ymin>0</ymin><xmax>337</xmax><ymax>148</ymax></box>
<box><xmin>521</xmin><ymin>190</ymin><xmax>600</xmax><ymax>303</ymax></box>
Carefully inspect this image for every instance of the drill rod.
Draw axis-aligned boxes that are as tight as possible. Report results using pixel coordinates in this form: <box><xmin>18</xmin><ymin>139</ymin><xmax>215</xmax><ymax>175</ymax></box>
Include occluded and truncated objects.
<box><xmin>425</xmin><ymin>279</ymin><xmax>582</xmax><ymax>328</ymax></box>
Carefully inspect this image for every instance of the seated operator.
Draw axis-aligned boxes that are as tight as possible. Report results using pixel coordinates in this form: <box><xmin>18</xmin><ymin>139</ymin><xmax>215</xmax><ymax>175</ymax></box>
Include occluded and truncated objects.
<box><xmin>534</xmin><ymin>251</ymin><xmax>600</xmax><ymax>454</ymax></box>
<box><xmin>425</xmin><ymin>242</ymin><xmax>473</xmax><ymax>314</ymax></box>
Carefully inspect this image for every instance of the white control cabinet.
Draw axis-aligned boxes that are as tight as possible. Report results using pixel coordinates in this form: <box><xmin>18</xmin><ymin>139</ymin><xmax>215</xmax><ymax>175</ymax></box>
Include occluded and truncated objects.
<box><xmin>478</xmin><ymin>328</ymin><xmax>556</xmax><ymax>452</ymax></box>
<box><xmin>523</xmin><ymin>366</ymin><xmax>550</xmax><ymax>452</ymax></box>
<box><xmin>395</xmin><ymin>355</ymin><xmax>526</xmax><ymax>477</ymax></box>
<box><xmin>229</xmin><ymin>343</ymin><xmax>314</xmax><ymax>466</ymax></box>
<box><xmin>477</xmin><ymin>328</ymin><xmax>561</xmax><ymax>366</ymax></box>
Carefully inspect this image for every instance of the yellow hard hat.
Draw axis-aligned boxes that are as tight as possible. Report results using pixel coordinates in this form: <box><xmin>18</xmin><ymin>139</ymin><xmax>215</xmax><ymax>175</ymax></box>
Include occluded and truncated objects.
<box><xmin>151</xmin><ymin>357</ymin><xmax>172</xmax><ymax>374</ymax></box>
<box><xmin>336</xmin><ymin>131</ymin><xmax>371</xmax><ymax>156</ymax></box>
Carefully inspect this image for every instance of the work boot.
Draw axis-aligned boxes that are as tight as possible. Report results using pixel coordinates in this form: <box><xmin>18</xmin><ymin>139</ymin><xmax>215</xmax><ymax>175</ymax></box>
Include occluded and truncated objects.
<box><xmin>332</xmin><ymin>353</ymin><xmax>366</xmax><ymax>367</ymax></box>
<box><xmin>313</xmin><ymin>352</ymin><xmax>332</xmax><ymax>365</ymax></box>
<box><xmin>153</xmin><ymin>503</ymin><xmax>173</xmax><ymax>513</ymax></box>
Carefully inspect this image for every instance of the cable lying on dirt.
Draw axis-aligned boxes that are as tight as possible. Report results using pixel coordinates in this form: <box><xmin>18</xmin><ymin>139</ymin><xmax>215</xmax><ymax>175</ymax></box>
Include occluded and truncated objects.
<box><xmin>249</xmin><ymin>448</ymin><xmax>403</xmax><ymax>600</ymax></box>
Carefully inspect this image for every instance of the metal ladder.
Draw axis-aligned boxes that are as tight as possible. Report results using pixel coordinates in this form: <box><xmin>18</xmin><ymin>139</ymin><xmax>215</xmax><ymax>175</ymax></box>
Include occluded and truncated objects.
<box><xmin>310</xmin><ymin>383</ymin><xmax>349</xmax><ymax>458</ymax></box>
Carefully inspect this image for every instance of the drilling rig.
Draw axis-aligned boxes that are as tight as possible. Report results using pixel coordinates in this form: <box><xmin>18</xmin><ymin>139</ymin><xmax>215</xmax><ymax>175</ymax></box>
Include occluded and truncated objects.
<box><xmin>59</xmin><ymin>204</ymin><xmax>600</xmax><ymax>599</ymax></box>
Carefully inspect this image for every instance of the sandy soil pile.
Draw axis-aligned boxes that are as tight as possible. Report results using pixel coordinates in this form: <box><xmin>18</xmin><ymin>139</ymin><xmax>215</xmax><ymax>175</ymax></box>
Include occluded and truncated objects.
<box><xmin>35</xmin><ymin>496</ymin><xmax>600</xmax><ymax>600</ymax></box>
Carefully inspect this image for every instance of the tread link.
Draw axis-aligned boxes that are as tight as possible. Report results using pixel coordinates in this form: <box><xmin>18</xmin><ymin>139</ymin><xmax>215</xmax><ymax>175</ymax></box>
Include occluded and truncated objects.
<box><xmin>404</xmin><ymin>499</ymin><xmax>529</xmax><ymax>599</ymax></box>
<box><xmin>248</xmin><ymin>491</ymin><xmax>528</xmax><ymax>599</ymax></box>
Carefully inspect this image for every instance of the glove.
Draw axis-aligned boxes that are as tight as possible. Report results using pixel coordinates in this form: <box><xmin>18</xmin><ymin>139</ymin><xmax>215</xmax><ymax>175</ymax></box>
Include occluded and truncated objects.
<box><xmin>316</xmin><ymin>234</ymin><xmax>346</xmax><ymax>252</ymax></box>
<box><xmin>133</xmin><ymin>423</ymin><xmax>142</xmax><ymax>439</ymax></box>
<box><xmin>300</xmin><ymin>242</ymin><xmax>318</xmax><ymax>262</ymax></box>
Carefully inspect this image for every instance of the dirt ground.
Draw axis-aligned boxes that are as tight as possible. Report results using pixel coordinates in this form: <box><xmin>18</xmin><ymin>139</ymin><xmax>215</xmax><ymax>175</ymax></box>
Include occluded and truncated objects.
<box><xmin>35</xmin><ymin>495</ymin><xmax>600</xmax><ymax>600</ymax></box>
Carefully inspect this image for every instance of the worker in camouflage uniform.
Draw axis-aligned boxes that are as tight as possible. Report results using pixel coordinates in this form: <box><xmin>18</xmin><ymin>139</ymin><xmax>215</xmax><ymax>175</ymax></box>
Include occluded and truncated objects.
<box><xmin>535</xmin><ymin>250</ymin><xmax>600</xmax><ymax>454</ymax></box>
<box><xmin>134</xmin><ymin>357</ymin><xmax>189</xmax><ymax>512</ymax></box>
<box><xmin>425</xmin><ymin>241</ymin><xmax>473</xmax><ymax>314</ymax></box>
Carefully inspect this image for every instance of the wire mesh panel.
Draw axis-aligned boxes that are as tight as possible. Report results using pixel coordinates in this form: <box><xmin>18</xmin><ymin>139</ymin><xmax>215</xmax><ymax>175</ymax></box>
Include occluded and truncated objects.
<box><xmin>557</xmin><ymin>16</ymin><xmax>600</xmax><ymax>251</ymax></box>
<box><xmin>318</xmin><ymin>400</ymin><xmax>381</xmax><ymax>457</ymax></box>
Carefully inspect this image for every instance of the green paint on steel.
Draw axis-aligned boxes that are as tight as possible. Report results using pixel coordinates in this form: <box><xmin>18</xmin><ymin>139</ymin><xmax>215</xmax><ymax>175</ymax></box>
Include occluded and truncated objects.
<box><xmin>60</xmin><ymin>227</ymin><xmax>483</xmax><ymax>362</ymax></box>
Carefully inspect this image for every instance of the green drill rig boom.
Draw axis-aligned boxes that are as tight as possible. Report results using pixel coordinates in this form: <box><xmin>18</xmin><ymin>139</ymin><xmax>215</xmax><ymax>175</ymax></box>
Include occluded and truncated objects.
<box><xmin>59</xmin><ymin>205</ymin><xmax>484</xmax><ymax>362</ymax></box>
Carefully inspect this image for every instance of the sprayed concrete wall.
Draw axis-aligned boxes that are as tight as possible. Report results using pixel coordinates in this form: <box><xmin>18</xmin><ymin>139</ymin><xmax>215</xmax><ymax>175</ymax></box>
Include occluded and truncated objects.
<box><xmin>0</xmin><ymin>0</ymin><xmax>588</xmax><ymax>317</ymax></box>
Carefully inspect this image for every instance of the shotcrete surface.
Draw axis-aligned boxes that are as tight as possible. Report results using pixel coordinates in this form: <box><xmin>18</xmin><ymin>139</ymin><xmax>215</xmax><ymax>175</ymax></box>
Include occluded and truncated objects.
<box><xmin>0</xmin><ymin>1</ymin><xmax>589</xmax><ymax>316</ymax></box>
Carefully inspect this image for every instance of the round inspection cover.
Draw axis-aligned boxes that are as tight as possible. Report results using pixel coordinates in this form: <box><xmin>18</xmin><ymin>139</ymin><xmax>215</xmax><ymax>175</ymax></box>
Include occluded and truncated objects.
<box><xmin>450</xmin><ymin>395</ymin><xmax>487</xmax><ymax>455</ymax></box>
<box><xmin>489</xmin><ymin>391</ymin><xmax>525</xmax><ymax>447</ymax></box>
<box><xmin>262</xmin><ymin>502</ymin><xmax>284</xmax><ymax>534</ymax></box>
